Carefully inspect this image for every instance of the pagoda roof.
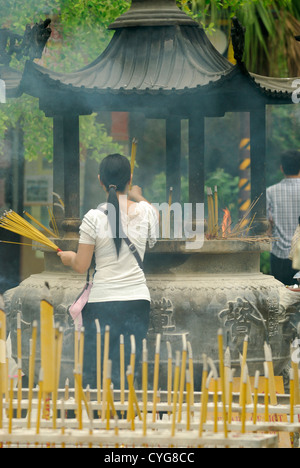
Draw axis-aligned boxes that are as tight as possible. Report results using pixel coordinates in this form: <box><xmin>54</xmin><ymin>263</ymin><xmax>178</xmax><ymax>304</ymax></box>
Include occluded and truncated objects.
<box><xmin>10</xmin><ymin>0</ymin><xmax>298</xmax><ymax>113</ymax></box>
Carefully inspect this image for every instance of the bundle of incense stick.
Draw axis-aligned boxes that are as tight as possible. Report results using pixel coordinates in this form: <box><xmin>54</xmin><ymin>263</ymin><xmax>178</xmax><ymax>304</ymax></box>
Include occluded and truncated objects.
<box><xmin>0</xmin><ymin>210</ymin><xmax>61</xmax><ymax>252</ymax></box>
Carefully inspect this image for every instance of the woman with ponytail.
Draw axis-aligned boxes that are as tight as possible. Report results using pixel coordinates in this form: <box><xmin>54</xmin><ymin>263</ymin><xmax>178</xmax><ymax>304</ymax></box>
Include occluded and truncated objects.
<box><xmin>58</xmin><ymin>154</ymin><xmax>159</xmax><ymax>388</ymax></box>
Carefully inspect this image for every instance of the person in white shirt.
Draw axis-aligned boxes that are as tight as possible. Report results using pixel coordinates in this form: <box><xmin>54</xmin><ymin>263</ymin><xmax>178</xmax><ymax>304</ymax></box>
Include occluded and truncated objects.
<box><xmin>58</xmin><ymin>153</ymin><xmax>159</xmax><ymax>388</ymax></box>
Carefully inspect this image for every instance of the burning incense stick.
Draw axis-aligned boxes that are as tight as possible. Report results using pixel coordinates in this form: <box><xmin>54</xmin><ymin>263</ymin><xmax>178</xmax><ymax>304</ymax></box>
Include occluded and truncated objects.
<box><xmin>264</xmin><ymin>342</ymin><xmax>277</xmax><ymax>406</ymax></box>
<box><xmin>129</xmin><ymin>138</ymin><xmax>138</xmax><ymax>190</ymax></box>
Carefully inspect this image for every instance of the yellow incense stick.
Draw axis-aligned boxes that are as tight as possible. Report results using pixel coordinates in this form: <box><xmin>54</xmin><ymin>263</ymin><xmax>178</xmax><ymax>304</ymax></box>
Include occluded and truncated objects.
<box><xmin>187</xmin><ymin>342</ymin><xmax>194</xmax><ymax>410</ymax></box>
<box><xmin>241</xmin><ymin>366</ymin><xmax>248</xmax><ymax>434</ymax></box>
<box><xmin>291</xmin><ymin>342</ymin><xmax>300</xmax><ymax>405</ymax></box>
<box><xmin>36</xmin><ymin>369</ymin><xmax>44</xmax><ymax>435</ymax></box>
<box><xmin>214</xmin><ymin>186</ymin><xmax>218</xmax><ymax>235</ymax></box>
<box><xmin>120</xmin><ymin>334</ymin><xmax>125</xmax><ymax>417</ymax></box>
<box><xmin>152</xmin><ymin>333</ymin><xmax>161</xmax><ymax>422</ymax></box>
<box><xmin>224</xmin><ymin>347</ymin><xmax>231</xmax><ymax>405</ymax></box>
<box><xmin>40</xmin><ymin>284</ymin><xmax>55</xmax><ymax>394</ymax></box>
<box><xmin>0</xmin><ymin>304</ymin><xmax>7</xmax><ymax>425</ymax></box>
<box><xmin>74</xmin><ymin>367</ymin><xmax>83</xmax><ymax>430</ymax></box>
<box><xmin>218</xmin><ymin>329</ymin><xmax>228</xmax><ymax>437</ymax></box>
<box><xmin>53</xmin><ymin>325</ymin><xmax>63</xmax><ymax>430</ymax></box>
<box><xmin>227</xmin><ymin>369</ymin><xmax>234</xmax><ymax>426</ymax></box>
<box><xmin>130</xmin><ymin>334</ymin><xmax>136</xmax><ymax>379</ymax></box>
<box><xmin>264</xmin><ymin>362</ymin><xmax>269</xmax><ymax>422</ymax></box>
<box><xmin>102</xmin><ymin>325</ymin><xmax>110</xmax><ymax>420</ymax></box>
<box><xmin>264</xmin><ymin>342</ymin><xmax>277</xmax><ymax>406</ymax></box>
<box><xmin>290</xmin><ymin>368</ymin><xmax>295</xmax><ymax>424</ymax></box>
<box><xmin>171</xmin><ymin>351</ymin><xmax>180</xmax><ymax>437</ymax></box>
<box><xmin>0</xmin><ymin>210</ymin><xmax>60</xmax><ymax>251</ymax></box>
<box><xmin>142</xmin><ymin>339</ymin><xmax>148</xmax><ymax>436</ymax></box>
<box><xmin>177</xmin><ymin>334</ymin><xmax>187</xmax><ymax>423</ymax></box>
<box><xmin>129</xmin><ymin>138</ymin><xmax>138</xmax><ymax>190</ymax></box>
<box><xmin>186</xmin><ymin>370</ymin><xmax>191</xmax><ymax>431</ymax></box>
<box><xmin>253</xmin><ymin>370</ymin><xmax>260</xmax><ymax>425</ymax></box>
<box><xmin>105</xmin><ymin>360</ymin><xmax>112</xmax><ymax>430</ymax></box>
<box><xmin>8</xmin><ymin>377</ymin><xmax>14</xmax><ymax>436</ymax></box>
<box><xmin>0</xmin><ymin>240</ymin><xmax>33</xmax><ymax>247</ymax></box>
<box><xmin>0</xmin><ymin>336</ymin><xmax>2</xmax><ymax>430</ymax></box>
<box><xmin>95</xmin><ymin>320</ymin><xmax>101</xmax><ymax>406</ymax></box>
<box><xmin>16</xmin><ymin>312</ymin><xmax>22</xmax><ymax>419</ymax></box>
<box><xmin>127</xmin><ymin>365</ymin><xmax>135</xmax><ymax>430</ymax></box>
<box><xmin>27</xmin><ymin>321</ymin><xmax>37</xmax><ymax>429</ymax></box>
<box><xmin>24</xmin><ymin>210</ymin><xmax>59</xmax><ymax>238</ymax></box>
<box><xmin>167</xmin><ymin>341</ymin><xmax>172</xmax><ymax>416</ymax></box>
<box><xmin>61</xmin><ymin>399</ymin><xmax>66</xmax><ymax>448</ymax></box>
<box><xmin>239</xmin><ymin>335</ymin><xmax>248</xmax><ymax>405</ymax></box>
<box><xmin>199</xmin><ymin>370</ymin><xmax>213</xmax><ymax>437</ymax></box>
<box><xmin>47</xmin><ymin>206</ymin><xmax>59</xmax><ymax>238</ymax></box>
<box><xmin>165</xmin><ymin>187</ymin><xmax>173</xmax><ymax>238</ymax></box>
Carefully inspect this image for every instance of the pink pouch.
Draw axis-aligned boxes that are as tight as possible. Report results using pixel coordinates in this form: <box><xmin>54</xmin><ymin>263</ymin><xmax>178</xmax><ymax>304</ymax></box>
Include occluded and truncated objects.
<box><xmin>69</xmin><ymin>282</ymin><xmax>92</xmax><ymax>330</ymax></box>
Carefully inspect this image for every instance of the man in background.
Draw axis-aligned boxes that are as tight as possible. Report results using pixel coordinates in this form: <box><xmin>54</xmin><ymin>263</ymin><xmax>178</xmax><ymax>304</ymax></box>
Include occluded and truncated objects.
<box><xmin>267</xmin><ymin>150</ymin><xmax>300</xmax><ymax>285</ymax></box>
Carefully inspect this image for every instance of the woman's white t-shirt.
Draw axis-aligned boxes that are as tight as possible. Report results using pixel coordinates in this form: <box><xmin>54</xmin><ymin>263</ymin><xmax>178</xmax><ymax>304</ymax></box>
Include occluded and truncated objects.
<box><xmin>79</xmin><ymin>200</ymin><xmax>158</xmax><ymax>303</ymax></box>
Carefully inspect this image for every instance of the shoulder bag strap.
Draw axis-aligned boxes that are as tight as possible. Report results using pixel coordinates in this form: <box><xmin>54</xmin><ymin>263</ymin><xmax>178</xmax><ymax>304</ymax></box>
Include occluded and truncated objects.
<box><xmin>97</xmin><ymin>205</ymin><xmax>144</xmax><ymax>271</ymax></box>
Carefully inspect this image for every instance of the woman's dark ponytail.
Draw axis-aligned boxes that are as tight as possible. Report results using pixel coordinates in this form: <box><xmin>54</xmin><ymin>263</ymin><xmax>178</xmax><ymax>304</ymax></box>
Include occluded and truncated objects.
<box><xmin>99</xmin><ymin>154</ymin><xmax>131</xmax><ymax>257</ymax></box>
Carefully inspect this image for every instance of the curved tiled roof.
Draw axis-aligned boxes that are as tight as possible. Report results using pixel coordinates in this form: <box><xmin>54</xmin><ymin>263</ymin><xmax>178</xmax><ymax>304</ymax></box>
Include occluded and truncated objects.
<box><xmin>21</xmin><ymin>25</ymin><xmax>235</xmax><ymax>98</ymax></box>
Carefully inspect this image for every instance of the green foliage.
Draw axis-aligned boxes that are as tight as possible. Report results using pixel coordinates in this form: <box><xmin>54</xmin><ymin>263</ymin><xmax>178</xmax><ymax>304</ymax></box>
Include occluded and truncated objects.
<box><xmin>0</xmin><ymin>0</ymin><xmax>129</xmax><ymax>162</ymax></box>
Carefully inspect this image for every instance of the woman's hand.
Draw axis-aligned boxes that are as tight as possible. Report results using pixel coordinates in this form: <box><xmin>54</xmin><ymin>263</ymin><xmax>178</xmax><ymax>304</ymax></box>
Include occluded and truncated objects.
<box><xmin>128</xmin><ymin>185</ymin><xmax>143</xmax><ymax>202</ymax></box>
<box><xmin>57</xmin><ymin>250</ymin><xmax>76</xmax><ymax>267</ymax></box>
<box><xmin>57</xmin><ymin>244</ymin><xmax>94</xmax><ymax>274</ymax></box>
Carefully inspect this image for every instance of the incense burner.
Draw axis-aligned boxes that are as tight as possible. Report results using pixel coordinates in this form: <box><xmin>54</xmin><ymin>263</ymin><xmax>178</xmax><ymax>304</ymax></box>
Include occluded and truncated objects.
<box><xmin>145</xmin><ymin>239</ymin><xmax>300</xmax><ymax>386</ymax></box>
<box><xmin>3</xmin><ymin>238</ymin><xmax>300</xmax><ymax>388</ymax></box>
